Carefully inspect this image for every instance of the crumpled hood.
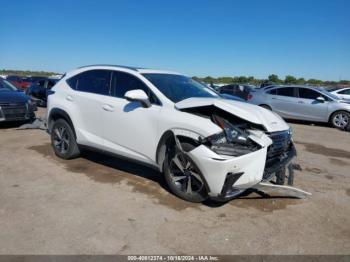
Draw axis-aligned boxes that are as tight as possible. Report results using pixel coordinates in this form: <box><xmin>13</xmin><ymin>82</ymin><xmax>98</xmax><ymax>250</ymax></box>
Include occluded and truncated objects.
<box><xmin>0</xmin><ymin>91</ymin><xmax>30</xmax><ymax>104</ymax></box>
<box><xmin>175</xmin><ymin>97</ymin><xmax>290</xmax><ymax>132</ymax></box>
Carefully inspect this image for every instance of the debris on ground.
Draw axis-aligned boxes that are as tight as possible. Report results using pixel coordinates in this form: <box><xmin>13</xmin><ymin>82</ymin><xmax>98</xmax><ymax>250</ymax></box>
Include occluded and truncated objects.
<box><xmin>17</xmin><ymin>118</ymin><xmax>47</xmax><ymax>130</ymax></box>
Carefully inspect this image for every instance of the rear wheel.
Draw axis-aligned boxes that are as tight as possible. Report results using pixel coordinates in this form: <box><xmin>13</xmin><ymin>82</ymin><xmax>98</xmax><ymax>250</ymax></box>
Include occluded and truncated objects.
<box><xmin>164</xmin><ymin>143</ymin><xmax>208</xmax><ymax>203</ymax></box>
<box><xmin>51</xmin><ymin>119</ymin><xmax>80</xmax><ymax>159</ymax></box>
<box><xmin>330</xmin><ymin>111</ymin><xmax>349</xmax><ymax>130</ymax></box>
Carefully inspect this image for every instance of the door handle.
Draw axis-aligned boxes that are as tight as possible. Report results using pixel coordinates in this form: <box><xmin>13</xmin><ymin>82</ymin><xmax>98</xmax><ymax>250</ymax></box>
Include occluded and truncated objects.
<box><xmin>271</xmin><ymin>97</ymin><xmax>277</xmax><ymax>100</ymax></box>
<box><xmin>102</xmin><ymin>104</ymin><xmax>115</xmax><ymax>112</ymax></box>
<box><xmin>66</xmin><ymin>95</ymin><xmax>74</xmax><ymax>102</ymax></box>
<box><xmin>298</xmin><ymin>101</ymin><xmax>304</xmax><ymax>104</ymax></box>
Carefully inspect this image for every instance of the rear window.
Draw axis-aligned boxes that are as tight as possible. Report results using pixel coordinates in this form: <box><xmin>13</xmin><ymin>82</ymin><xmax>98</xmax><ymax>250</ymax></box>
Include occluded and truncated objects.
<box><xmin>67</xmin><ymin>70</ymin><xmax>111</xmax><ymax>96</ymax></box>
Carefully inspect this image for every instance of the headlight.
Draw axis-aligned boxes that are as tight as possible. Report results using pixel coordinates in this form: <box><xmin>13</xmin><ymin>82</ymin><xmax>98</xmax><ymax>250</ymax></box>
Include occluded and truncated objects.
<box><xmin>205</xmin><ymin>131</ymin><xmax>227</xmax><ymax>145</ymax></box>
<box><xmin>223</xmin><ymin>125</ymin><xmax>248</xmax><ymax>144</ymax></box>
<box><xmin>202</xmin><ymin>116</ymin><xmax>260</xmax><ymax>156</ymax></box>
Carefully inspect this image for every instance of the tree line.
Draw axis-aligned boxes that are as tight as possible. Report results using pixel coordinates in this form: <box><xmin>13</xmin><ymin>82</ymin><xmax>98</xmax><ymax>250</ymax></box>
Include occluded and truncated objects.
<box><xmin>1</xmin><ymin>69</ymin><xmax>349</xmax><ymax>87</ymax></box>
<box><xmin>0</xmin><ymin>69</ymin><xmax>59</xmax><ymax>77</ymax></box>
<box><xmin>193</xmin><ymin>74</ymin><xmax>350</xmax><ymax>86</ymax></box>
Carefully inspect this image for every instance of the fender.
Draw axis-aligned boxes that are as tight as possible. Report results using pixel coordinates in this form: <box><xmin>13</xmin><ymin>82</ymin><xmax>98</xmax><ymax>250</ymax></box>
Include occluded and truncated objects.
<box><xmin>155</xmin><ymin>128</ymin><xmax>203</xmax><ymax>172</ymax></box>
<box><xmin>48</xmin><ymin>108</ymin><xmax>76</xmax><ymax>137</ymax></box>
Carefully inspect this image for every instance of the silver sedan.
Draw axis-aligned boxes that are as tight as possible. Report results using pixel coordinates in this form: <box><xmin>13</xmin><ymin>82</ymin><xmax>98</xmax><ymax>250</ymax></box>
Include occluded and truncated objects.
<box><xmin>248</xmin><ymin>85</ymin><xmax>350</xmax><ymax>129</ymax></box>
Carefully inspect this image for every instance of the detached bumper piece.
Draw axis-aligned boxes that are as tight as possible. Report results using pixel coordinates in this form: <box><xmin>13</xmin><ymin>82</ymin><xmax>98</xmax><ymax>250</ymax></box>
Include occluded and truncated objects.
<box><xmin>252</xmin><ymin>182</ymin><xmax>311</xmax><ymax>199</ymax></box>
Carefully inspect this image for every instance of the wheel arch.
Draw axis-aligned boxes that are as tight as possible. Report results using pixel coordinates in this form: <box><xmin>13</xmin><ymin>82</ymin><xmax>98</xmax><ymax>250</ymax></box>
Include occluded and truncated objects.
<box><xmin>259</xmin><ymin>104</ymin><xmax>272</xmax><ymax>110</ymax></box>
<box><xmin>328</xmin><ymin>109</ymin><xmax>350</xmax><ymax>123</ymax></box>
<box><xmin>155</xmin><ymin>130</ymin><xmax>201</xmax><ymax>172</ymax></box>
<box><xmin>48</xmin><ymin>108</ymin><xmax>76</xmax><ymax>138</ymax></box>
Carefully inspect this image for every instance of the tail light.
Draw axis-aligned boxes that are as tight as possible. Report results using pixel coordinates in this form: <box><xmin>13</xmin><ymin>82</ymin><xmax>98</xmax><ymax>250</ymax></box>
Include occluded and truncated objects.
<box><xmin>247</xmin><ymin>94</ymin><xmax>253</xmax><ymax>100</ymax></box>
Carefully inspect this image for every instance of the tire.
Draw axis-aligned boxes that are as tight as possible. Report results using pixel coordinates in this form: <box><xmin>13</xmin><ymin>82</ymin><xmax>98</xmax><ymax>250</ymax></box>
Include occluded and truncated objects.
<box><xmin>260</xmin><ymin>104</ymin><xmax>272</xmax><ymax>110</ymax></box>
<box><xmin>163</xmin><ymin>143</ymin><xmax>208</xmax><ymax>203</ymax></box>
<box><xmin>51</xmin><ymin>119</ymin><xmax>80</xmax><ymax>159</ymax></box>
<box><xmin>330</xmin><ymin>111</ymin><xmax>350</xmax><ymax>130</ymax></box>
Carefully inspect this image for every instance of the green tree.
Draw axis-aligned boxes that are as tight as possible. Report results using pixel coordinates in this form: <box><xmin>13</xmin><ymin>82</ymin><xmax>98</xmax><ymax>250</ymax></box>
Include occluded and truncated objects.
<box><xmin>236</xmin><ymin>76</ymin><xmax>248</xmax><ymax>83</ymax></box>
<box><xmin>284</xmin><ymin>75</ymin><xmax>297</xmax><ymax>84</ymax></box>
<box><xmin>307</xmin><ymin>79</ymin><xmax>323</xmax><ymax>85</ymax></box>
<box><xmin>296</xmin><ymin>78</ymin><xmax>305</xmax><ymax>84</ymax></box>
<box><xmin>268</xmin><ymin>74</ymin><xmax>280</xmax><ymax>83</ymax></box>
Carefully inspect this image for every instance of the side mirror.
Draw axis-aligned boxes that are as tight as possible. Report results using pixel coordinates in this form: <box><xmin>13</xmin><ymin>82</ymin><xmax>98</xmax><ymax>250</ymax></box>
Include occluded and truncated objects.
<box><xmin>124</xmin><ymin>89</ymin><xmax>151</xmax><ymax>108</ymax></box>
<box><xmin>316</xmin><ymin>96</ymin><xmax>325</xmax><ymax>103</ymax></box>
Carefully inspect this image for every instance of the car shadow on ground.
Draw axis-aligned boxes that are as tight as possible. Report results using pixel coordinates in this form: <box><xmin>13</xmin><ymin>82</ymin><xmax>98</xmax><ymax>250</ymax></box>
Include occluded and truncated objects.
<box><xmin>0</xmin><ymin>121</ymin><xmax>28</xmax><ymax>129</ymax></box>
<box><xmin>78</xmin><ymin>148</ymin><xmax>170</xmax><ymax>193</ymax></box>
<box><xmin>74</xmin><ymin>149</ymin><xmax>296</xmax><ymax>208</ymax></box>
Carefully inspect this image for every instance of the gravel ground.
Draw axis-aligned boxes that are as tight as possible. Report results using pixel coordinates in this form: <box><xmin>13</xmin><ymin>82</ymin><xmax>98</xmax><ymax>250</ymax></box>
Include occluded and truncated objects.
<box><xmin>0</xmin><ymin>108</ymin><xmax>349</xmax><ymax>254</ymax></box>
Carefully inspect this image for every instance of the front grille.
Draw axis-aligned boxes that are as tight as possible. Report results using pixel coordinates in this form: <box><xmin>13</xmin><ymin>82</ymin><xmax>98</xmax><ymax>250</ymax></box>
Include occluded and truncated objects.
<box><xmin>267</xmin><ymin>130</ymin><xmax>291</xmax><ymax>159</ymax></box>
<box><xmin>0</xmin><ymin>102</ymin><xmax>28</xmax><ymax>121</ymax></box>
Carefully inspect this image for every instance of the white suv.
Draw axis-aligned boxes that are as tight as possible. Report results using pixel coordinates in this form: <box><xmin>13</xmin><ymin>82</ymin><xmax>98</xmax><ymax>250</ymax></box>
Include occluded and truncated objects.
<box><xmin>47</xmin><ymin>65</ymin><xmax>297</xmax><ymax>202</ymax></box>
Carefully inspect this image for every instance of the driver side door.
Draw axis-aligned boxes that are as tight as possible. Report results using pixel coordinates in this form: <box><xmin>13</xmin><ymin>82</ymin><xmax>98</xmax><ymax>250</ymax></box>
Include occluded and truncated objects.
<box><xmin>101</xmin><ymin>71</ymin><xmax>162</xmax><ymax>165</ymax></box>
<box><xmin>294</xmin><ymin>87</ymin><xmax>329</xmax><ymax>121</ymax></box>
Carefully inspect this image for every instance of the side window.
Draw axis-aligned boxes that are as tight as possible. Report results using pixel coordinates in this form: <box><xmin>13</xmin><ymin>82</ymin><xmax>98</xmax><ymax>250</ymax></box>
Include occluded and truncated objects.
<box><xmin>339</xmin><ymin>89</ymin><xmax>350</xmax><ymax>95</ymax></box>
<box><xmin>277</xmin><ymin>87</ymin><xmax>295</xmax><ymax>97</ymax></box>
<box><xmin>112</xmin><ymin>72</ymin><xmax>160</xmax><ymax>105</ymax></box>
<box><xmin>298</xmin><ymin>88</ymin><xmax>321</xmax><ymax>100</ymax></box>
<box><xmin>67</xmin><ymin>70</ymin><xmax>111</xmax><ymax>95</ymax></box>
<box><xmin>267</xmin><ymin>89</ymin><xmax>277</xmax><ymax>95</ymax></box>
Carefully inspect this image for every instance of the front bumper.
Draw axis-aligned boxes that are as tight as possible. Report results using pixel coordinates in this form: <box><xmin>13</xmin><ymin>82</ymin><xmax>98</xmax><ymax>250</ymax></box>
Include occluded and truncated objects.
<box><xmin>0</xmin><ymin>103</ymin><xmax>36</xmax><ymax>122</ymax></box>
<box><xmin>187</xmin><ymin>145</ymin><xmax>268</xmax><ymax>199</ymax></box>
<box><xmin>187</xmin><ymin>141</ymin><xmax>296</xmax><ymax>201</ymax></box>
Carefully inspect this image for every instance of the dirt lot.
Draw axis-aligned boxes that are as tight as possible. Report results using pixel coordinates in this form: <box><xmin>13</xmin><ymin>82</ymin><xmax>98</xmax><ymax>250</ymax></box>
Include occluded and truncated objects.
<box><xmin>0</xmin><ymin>108</ymin><xmax>349</xmax><ymax>254</ymax></box>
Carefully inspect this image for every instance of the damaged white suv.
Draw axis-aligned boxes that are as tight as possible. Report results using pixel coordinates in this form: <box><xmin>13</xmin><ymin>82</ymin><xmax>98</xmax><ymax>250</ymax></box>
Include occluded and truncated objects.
<box><xmin>47</xmin><ymin>65</ymin><xmax>304</xmax><ymax>202</ymax></box>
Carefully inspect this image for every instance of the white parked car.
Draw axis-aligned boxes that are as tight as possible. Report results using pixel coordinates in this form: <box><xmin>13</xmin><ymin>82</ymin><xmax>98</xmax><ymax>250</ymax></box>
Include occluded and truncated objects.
<box><xmin>47</xmin><ymin>65</ymin><xmax>305</xmax><ymax>202</ymax></box>
<box><xmin>330</xmin><ymin>87</ymin><xmax>350</xmax><ymax>100</ymax></box>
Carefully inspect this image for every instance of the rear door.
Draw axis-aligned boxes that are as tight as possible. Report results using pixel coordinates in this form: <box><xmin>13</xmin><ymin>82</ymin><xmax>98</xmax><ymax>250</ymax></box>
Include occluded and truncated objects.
<box><xmin>269</xmin><ymin>87</ymin><xmax>299</xmax><ymax>119</ymax></box>
<box><xmin>66</xmin><ymin>69</ymin><xmax>111</xmax><ymax>147</ymax></box>
<box><xmin>295</xmin><ymin>87</ymin><xmax>329</xmax><ymax>121</ymax></box>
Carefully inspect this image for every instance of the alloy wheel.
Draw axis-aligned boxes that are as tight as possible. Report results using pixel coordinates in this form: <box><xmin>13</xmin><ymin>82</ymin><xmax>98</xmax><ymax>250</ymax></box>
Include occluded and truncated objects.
<box><xmin>333</xmin><ymin>113</ymin><xmax>349</xmax><ymax>128</ymax></box>
<box><xmin>169</xmin><ymin>152</ymin><xmax>204</xmax><ymax>195</ymax></box>
<box><xmin>53</xmin><ymin>125</ymin><xmax>70</xmax><ymax>154</ymax></box>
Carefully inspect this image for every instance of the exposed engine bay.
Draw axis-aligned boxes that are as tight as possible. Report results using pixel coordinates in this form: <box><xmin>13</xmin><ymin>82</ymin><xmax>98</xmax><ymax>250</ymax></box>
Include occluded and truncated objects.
<box><xmin>180</xmin><ymin>105</ymin><xmax>297</xmax><ymax>187</ymax></box>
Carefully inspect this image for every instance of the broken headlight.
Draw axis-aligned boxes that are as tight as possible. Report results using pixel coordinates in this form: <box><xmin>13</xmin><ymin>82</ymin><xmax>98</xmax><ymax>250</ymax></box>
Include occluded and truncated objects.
<box><xmin>203</xmin><ymin>115</ymin><xmax>260</xmax><ymax>156</ymax></box>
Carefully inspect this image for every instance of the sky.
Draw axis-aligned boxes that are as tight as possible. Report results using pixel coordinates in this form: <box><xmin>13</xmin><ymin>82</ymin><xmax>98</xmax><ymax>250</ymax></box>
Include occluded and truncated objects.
<box><xmin>1</xmin><ymin>0</ymin><xmax>349</xmax><ymax>80</ymax></box>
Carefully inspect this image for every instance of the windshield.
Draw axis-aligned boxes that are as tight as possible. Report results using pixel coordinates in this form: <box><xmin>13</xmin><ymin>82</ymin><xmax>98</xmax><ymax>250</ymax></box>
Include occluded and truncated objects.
<box><xmin>319</xmin><ymin>89</ymin><xmax>340</xmax><ymax>100</ymax></box>
<box><xmin>0</xmin><ymin>79</ymin><xmax>18</xmax><ymax>92</ymax></box>
<box><xmin>142</xmin><ymin>74</ymin><xmax>219</xmax><ymax>103</ymax></box>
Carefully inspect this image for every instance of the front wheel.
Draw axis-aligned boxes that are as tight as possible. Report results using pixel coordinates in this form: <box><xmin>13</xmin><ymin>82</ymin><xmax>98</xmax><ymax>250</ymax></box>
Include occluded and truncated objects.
<box><xmin>51</xmin><ymin>119</ymin><xmax>80</xmax><ymax>159</ymax></box>
<box><xmin>331</xmin><ymin>111</ymin><xmax>350</xmax><ymax>130</ymax></box>
<box><xmin>163</xmin><ymin>144</ymin><xmax>208</xmax><ymax>203</ymax></box>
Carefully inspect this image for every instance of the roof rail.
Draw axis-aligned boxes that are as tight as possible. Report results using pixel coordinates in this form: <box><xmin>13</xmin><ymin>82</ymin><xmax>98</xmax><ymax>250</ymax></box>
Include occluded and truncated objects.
<box><xmin>77</xmin><ymin>64</ymin><xmax>145</xmax><ymax>71</ymax></box>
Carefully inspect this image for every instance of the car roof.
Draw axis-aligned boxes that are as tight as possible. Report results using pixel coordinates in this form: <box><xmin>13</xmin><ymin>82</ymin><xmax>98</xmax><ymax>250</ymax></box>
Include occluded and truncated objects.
<box><xmin>263</xmin><ymin>84</ymin><xmax>320</xmax><ymax>90</ymax></box>
<box><xmin>76</xmin><ymin>64</ymin><xmax>182</xmax><ymax>75</ymax></box>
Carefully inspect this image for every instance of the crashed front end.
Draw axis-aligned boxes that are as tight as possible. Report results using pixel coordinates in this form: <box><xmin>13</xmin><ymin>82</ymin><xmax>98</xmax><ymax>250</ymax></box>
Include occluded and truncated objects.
<box><xmin>177</xmin><ymin>102</ymin><xmax>298</xmax><ymax>201</ymax></box>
